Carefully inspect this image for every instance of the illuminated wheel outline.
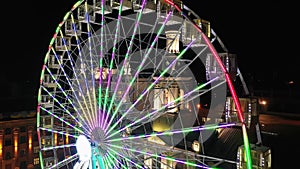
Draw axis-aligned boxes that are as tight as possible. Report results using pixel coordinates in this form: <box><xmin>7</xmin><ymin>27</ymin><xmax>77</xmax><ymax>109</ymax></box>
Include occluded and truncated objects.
<box><xmin>36</xmin><ymin>0</ymin><xmax>252</xmax><ymax>169</ymax></box>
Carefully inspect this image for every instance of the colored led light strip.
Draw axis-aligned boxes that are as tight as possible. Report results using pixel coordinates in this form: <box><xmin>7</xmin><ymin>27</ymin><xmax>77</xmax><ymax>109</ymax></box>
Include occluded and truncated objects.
<box><xmin>69</xmin><ymin>14</ymin><xmax>95</xmax><ymax>131</ymax></box>
<box><xmin>39</xmin><ymin>127</ymin><xmax>79</xmax><ymax>139</ymax></box>
<box><xmin>105</xmin><ymin>9</ymin><xmax>173</xmax><ymax>133</ymax></box>
<box><xmin>37</xmin><ymin>2</ymin><xmax>83</xmax><ymax>169</ymax></box>
<box><xmin>40</xmin><ymin>106</ymin><xmax>83</xmax><ymax>134</ymax></box>
<box><xmin>40</xmin><ymin>86</ymin><xmax>89</xmax><ymax>133</ymax></box>
<box><xmin>102</xmin><ymin>0</ymin><xmax>124</xmax><ymax>130</ymax></box>
<box><xmin>44</xmin><ymin>66</ymin><xmax>90</xmax><ymax>132</ymax></box>
<box><xmin>41</xmin><ymin>74</ymin><xmax>89</xmax><ymax>132</ymax></box>
<box><xmin>41</xmin><ymin>144</ymin><xmax>76</xmax><ymax>151</ymax></box>
<box><xmin>98</xmin><ymin>0</ymin><xmax>105</xmax><ymax>129</ymax></box>
<box><xmin>105</xmin><ymin>145</ymin><xmax>145</xmax><ymax>169</ymax></box>
<box><xmin>49</xmin><ymin>153</ymin><xmax>78</xmax><ymax>169</ymax></box>
<box><xmin>85</xmin><ymin>2</ymin><xmax>98</xmax><ymax>128</ymax></box>
<box><xmin>109</xmin><ymin>123</ymin><xmax>235</xmax><ymax>142</ymax></box>
<box><xmin>61</xmin><ymin>29</ymin><xmax>97</xmax><ymax>129</ymax></box>
<box><xmin>101</xmin><ymin>0</ymin><xmax>148</xmax><ymax>131</ymax></box>
<box><xmin>107</xmin><ymin>143</ymin><xmax>215</xmax><ymax>169</ymax></box>
<box><xmin>106</xmin><ymin>35</ymin><xmax>194</xmax><ymax>137</ymax></box>
<box><xmin>69</xmin><ymin>15</ymin><xmax>96</xmax><ymax>130</ymax></box>
<box><xmin>106</xmin><ymin>76</ymin><xmax>219</xmax><ymax>140</ymax></box>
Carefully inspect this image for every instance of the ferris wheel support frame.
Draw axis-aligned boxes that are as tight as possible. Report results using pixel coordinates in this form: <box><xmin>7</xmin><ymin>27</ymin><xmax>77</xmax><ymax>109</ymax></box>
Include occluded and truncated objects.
<box><xmin>164</xmin><ymin>0</ymin><xmax>252</xmax><ymax>168</ymax></box>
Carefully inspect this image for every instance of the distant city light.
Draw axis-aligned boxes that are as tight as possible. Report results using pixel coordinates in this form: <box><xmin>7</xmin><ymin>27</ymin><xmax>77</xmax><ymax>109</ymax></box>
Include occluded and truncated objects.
<box><xmin>261</xmin><ymin>100</ymin><xmax>267</xmax><ymax>105</ymax></box>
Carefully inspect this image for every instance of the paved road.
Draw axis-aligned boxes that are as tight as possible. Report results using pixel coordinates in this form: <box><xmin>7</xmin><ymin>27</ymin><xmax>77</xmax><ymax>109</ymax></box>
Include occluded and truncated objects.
<box><xmin>259</xmin><ymin>113</ymin><xmax>300</xmax><ymax>169</ymax></box>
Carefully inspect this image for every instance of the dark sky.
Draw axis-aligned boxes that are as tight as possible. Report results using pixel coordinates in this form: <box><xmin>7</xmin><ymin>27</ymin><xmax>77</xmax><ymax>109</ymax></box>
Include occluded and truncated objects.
<box><xmin>1</xmin><ymin>0</ymin><xmax>299</xmax><ymax>110</ymax></box>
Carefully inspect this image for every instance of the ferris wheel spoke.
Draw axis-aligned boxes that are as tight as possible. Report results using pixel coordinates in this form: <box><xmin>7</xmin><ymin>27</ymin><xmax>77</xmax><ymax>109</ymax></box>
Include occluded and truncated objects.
<box><xmin>108</xmin><ymin>123</ymin><xmax>236</xmax><ymax>143</ymax></box>
<box><xmin>106</xmin><ymin>38</ymin><xmax>195</xmax><ymax>139</ymax></box>
<box><xmin>49</xmin><ymin>153</ymin><xmax>78</xmax><ymax>169</ymax></box>
<box><xmin>107</xmin><ymin>76</ymin><xmax>220</xmax><ymax>139</ymax></box>
<box><xmin>47</xmin><ymin>47</ymin><xmax>94</xmax><ymax>132</ymax></box>
<box><xmin>66</xmin><ymin>14</ymin><xmax>98</xmax><ymax>130</ymax></box>
<box><xmin>85</xmin><ymin>2</ymin><xmax>99</xmax><ymax>128</ymax></box>
<box><xmin>101</xmin><ymin>153</ymin><xmax>116</xmax><ymax>169</ymax></box>
<box><xmin>105</xmin><ymin>151</ymin><xmax>132</xmax><ymax>169</ymax></box>
<box><xmin>98</xmin><ymin>0</ymin><xmax>106</xmax><ymax>129</ymax></box>
<box><xmin>105</xmin><ymin>145</ymin><xmax>145</xmax><ymax>169</ymax></box>
<box><xmin>107</xmin><ymin>143</ymin><xmax>212</xmax><ymax>169</ymax></box>
<box><xmin>130</xmin><ymin>44</ymin><xmax>218</xmax><ymax>124</ymax></box>
<box><xmin>41</xmin><ymin>143</ymin><xmax>76</xmax><ymax>151</ymax></box>
<box><xmin>104</xmin><ymin>10</ymin><xmax>173</xmax><ymax>135</ymax></box>
<box><xmin>39</xmin><ymin>126</ymin><xmax>79</xmax><ymax>139</ymax></box>
<box><xmin>101</xmin><ymin>0</ymin><xmax>148</xmax><ymax>132</ymax></box>
<box><xmin>41</xmin><ymin>85</ymin><xmax>91</xmax><ymax>133</ymax></box>
<box><xmin>132</xmin><ymin>78</ymin><xmax>226</xmax><ymax>132</ymax></box>
<box><xmin>43</xmin><ymin>65</ymin><xmax>91</xmax><ymax>133</ymax></box>
<box><xmin>39</xmin><ymin>106</ymin><xmax>85</xmax><ymax>135</ymax></box>
<box><xmin>59</xmin><ymin>28</ymin><xmax>97</xmax><ymax>129</ymax></box>
<box><xmin>101</xmin><ymin>0</ymin><xmax>124</xmax><ymax>130</ymax></box>
<box><xmin>134</xmin><ymin>27</ymin><xmax>186</xmax><ymax>122</ymax></box>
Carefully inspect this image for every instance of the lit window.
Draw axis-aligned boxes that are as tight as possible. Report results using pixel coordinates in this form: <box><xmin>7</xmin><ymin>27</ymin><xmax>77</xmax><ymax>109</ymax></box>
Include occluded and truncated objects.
<box><xmin>34</xmin><ymin>158</ymin><xmax>40</xmax><ymax>165</ymax></box>
<box><xmin>34</xmin><ymin>146</ymin><xmax>40</xmax><ymax>154</ymax></box>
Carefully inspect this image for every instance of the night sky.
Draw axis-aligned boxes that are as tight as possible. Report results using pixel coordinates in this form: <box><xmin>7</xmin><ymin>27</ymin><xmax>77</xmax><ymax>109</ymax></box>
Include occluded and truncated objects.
<box><xmin>1</xmin><ymin>0</ymin><xmax>299</xmax><ymax>111</ymax></box>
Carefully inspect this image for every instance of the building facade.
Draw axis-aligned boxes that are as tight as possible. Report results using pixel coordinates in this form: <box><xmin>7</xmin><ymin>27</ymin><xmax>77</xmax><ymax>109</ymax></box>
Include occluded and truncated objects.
<box><xmin>0</xmin><ymin>111</ymin><xmax>39</xmax><ymax>169</ymax></box>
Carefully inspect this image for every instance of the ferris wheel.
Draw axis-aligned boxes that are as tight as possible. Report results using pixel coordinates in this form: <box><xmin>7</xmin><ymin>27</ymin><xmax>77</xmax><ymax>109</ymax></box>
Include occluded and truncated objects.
<box><xmin>36</xmin><ymin>0</ymin><xmax>252</xmax><ymax>169</ymax></box>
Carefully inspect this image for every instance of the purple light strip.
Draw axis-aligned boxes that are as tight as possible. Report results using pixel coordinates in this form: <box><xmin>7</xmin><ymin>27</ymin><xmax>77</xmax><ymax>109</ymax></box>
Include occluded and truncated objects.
<box><xmin>41</xmin><ymin>144</ymin><xmax>76</xmax><ymax>151</ymax></box>
<box><xmin>101</xmin><ymin>0</ymin><xmax>124</xmax><ymax>130</ymax></box>
<box><xmin>109</xmin><ymin>123</ymin><xmax>236</xmax><ymax>142</ymax></box>
<box><xmin>102</xmin><ymin>0</ymin><xmax>148</xmax><ymax>131</ymax></box>
<box><xmin>99</xmin><ymin>0</ymin><xmax>105</xmax><ymax>128</ymax></box>
<box><xmin>104</xmin><ymin>10</ymin><xmax>173</xmax><ymax>133</ymax></box>
<box><xmin>69</xmin><ymin>15</ymin><xmax>96</xmax><ymax>131</ymax></box>
<box><xmin>38</xmin><ymin>127</ymin><xmax>79</xmax><ymax>139</ymax></box>
<box><xmin>105</xmin><ymin>145</ymin><xmax>145</xmax><ymax>169</ymax></box>
<box><xmin>107</xmin><ymin>143</ymin><xmax>212</xmax><ymax>169</ymax></box>
<box><xmin>85</xmin><ymin>2</ymin><xmax>98</xmax><ymax>128</ymax></box>
<box><xmin>106</xmin><ymin>40</ymin><xmax>198</xmax><ymax>138</ymax></box>
<box><xmin>106</xmin><ymin>76</ymin><xmax>219</xmax><ymax>139</ymax></box>
<box><xmin>44</xmin><ymin>65</ymin><xmax>90</xmax><ymax>132</ymax></box>
<box><xmin>39</xmin><ymin>106</ymin><xmax>84</xmax><ymax>134</ymax></box>
<box><xmin>40</xmin><ymin>86</ymin><xmax>88</xmax><ymax>132</ymax></box>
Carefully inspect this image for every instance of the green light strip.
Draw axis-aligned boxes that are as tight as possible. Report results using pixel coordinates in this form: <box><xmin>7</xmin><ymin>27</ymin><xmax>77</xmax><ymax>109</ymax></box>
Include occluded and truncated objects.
<box><xmin>106</xmin><ymin>152</ymin><xmax>116</xmax><ymax>168</ymax></box>
<box><xmin>107</xmin><ymin>143</ymin><xmax>213</xmax><ymax>169</ymax></box>
<box><xmin>105</xmin><ymin>146</ymin><xmax>144</xmax><ymax>169</ymax></box>
<box><xmin>59</xmin><ymin>28</ymin><xmax>96</xmax><ymax>129</ymax></box>
<box><xmin>105</xmin><ymin>10</ymin><xmax>173</xmax><ymax>134</ymax></box>
<box><xmin>39</xmin><ymin>152</ymin><xmax>44</xmax><ymax>169</ymax></box>
<box><xmin>44</xmin><ymin>66</ymin><xmax>90</xmax><ymax>132</ymax></box>
<box><xmin>40</xmin><ymin>106</ymin><xmax>83</xmax><ymax>134</ymax></box>
<box><xmin>98</xmin><ymin>0</ymin><xmax>105</xmax><ymax>128</ymax></box>
<box><xmin>102</xmin><ymin>0</ymin><xmax>148</xmax><ymax>131</ymax></box>
<box><xmin>102</xmin><ymin>0</ymin><xmax>124</xmax><ymax>129</ymax></box>
<box><xmin>107</xmin><ymin>39</ymin><xmax>195</xmax><ymax>138</ymax></box>
<box><xmin>109</xmin><ymin>123</ymin><xmax>235</xmax><ymax>142</ymax></box>
<box><xmin>242</xmin><ymin>124</ymin><xmax>252</xmax><ymax>169</ymax></box>
<box><xmin>41</xmin><ymin>144</ymin><xmax>76</xmax><ymax>151</ymax></box>
<box><xmin>106</xmin><ymin>151</ymin><xmax>128</xmax><ymax>169</ymax></box>
<box><xmin>85</xmin><ymin>2</ymin><xmax>98</xmax><ymax>129</ymax></box>
<box><xmin>41</xmin><ymin>86</ymin><xmax>88</xmax><ymax>132</ymax></box>
<box><xmin>69</xmin><ymin>14</ymin><xmax>94</xmax><ymax>131</ymax></box>
<box><xmin>107</xmin><ymin>76</ymin><xmax>219</xmax><ymax>140</ymax></box>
